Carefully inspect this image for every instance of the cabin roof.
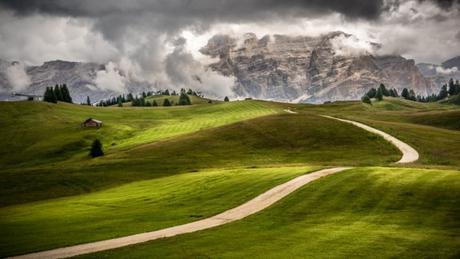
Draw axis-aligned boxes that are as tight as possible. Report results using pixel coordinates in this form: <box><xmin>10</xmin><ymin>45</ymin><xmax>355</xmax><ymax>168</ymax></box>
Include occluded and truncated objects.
<box><xmin>83</xmin><ymin>118</ymin><xmax>102</xmax><ymax>124</ymax></box>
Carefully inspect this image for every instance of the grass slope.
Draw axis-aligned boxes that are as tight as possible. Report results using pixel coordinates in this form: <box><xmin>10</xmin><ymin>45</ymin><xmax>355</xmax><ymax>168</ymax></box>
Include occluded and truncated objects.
<box><xmin>84</xmin><ymin>167</ymin><xmax>460</xmax><ymax>258</ymax></box>
<box><xmin>305</xmin><ymin>97</ymin><xmax>460</xmax><ymax>168</ymax></box>
<box><xmin>0</xmin><ymin>100</ymin><xmax>280</xmax><ymax>168</ymax></box>
<box><xmin>0</xmin><ymin>166</ymin><xmax>318</xmax><ymax>257</ymax></box>
<box><xmin>0</xmin><ymin>113</ymin><xmax>399</xmax><ymax>206</ymax></box>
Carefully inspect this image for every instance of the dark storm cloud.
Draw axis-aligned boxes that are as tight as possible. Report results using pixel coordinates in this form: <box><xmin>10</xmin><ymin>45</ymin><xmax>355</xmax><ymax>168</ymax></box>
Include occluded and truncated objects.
<box><xmin>0</xmin><ymin>0</ymin><xmax>386</xmax><ymax>21</ymax></box>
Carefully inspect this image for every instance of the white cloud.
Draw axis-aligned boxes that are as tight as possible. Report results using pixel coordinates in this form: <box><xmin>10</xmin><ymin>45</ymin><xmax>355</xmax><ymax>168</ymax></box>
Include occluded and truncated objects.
<box><xmin>330</xmin><ymin>34</ymin><xmax>376</xmax><ymax>56</ymax></box>
<box><xmin>94</xmin><ymin>62</ymin><xmax>127</xmax><ymax>93</ymax></box>
<box><xmin>6</xmin><ymin>62</ymin><xmax>31</xmax><ymax>91</ymax></box>
<box><xmin>436</xmin><ymin>66</ymin><xmax>458</xmax><ymax>74</ymax></box>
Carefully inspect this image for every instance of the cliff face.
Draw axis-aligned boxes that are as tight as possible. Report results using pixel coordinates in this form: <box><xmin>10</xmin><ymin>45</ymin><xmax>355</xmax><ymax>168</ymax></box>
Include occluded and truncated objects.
<box><xmin>201</xmin><ymin>32</ymin><xmax>434</xmax><ymax>103</ymax></box>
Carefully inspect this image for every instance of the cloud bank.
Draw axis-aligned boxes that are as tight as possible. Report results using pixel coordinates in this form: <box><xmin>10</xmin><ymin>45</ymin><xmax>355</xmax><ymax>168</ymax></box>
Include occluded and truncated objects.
<box><xmin>0</xmin><ymin>0</ymin><xmax>459</xmax><ymax>95</ymax></box>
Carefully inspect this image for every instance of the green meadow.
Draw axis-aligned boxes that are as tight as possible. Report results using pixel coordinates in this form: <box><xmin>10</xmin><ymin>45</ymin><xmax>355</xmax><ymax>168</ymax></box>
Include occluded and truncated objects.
<box><xmin>1</xmin><ymin>96</ymin><xmax>460</xmax><ymax>258</ymax></box>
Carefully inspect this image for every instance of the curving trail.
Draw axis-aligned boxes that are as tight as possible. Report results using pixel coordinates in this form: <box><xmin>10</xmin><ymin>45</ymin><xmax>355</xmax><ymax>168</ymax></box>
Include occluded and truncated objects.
<box><xmin>10</xmin><ymin>116</ymin><xmax>419</xmax><ymax>259</ymax></box>
<box><xmin>321</xmin><ymin>116</ymin><xmax>419</xmax><ymax>163</ymax></box>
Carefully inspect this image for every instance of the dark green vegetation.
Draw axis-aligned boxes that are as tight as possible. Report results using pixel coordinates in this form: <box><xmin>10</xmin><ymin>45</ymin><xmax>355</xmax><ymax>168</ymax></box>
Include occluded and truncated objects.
<box><xmin>363</xmin><ymin>79</ymin><xmax>460</xmax><ymax>104</ymax></box>
<box><xmin>1</xmin><ymin>96</ymin><xmax>460</xmax><ymax>258</ymax></box>
<box><xmin>85</xmin><ymin>167</ymin><xmax>460</xmax><ymax>258</ymax></box>
<box><xmin>43</xmin><ymin>84</ymin><xmax>72</xmax><ymax>103</ymax></box>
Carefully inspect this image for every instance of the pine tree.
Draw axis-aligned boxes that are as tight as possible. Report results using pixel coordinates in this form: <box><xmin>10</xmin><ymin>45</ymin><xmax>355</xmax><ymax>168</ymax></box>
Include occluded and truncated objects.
<box><xmin>401</xmin><ymin>88</ymin><xmax>410</xmax><ymax>99</ymax></box>
<box><xmin>448</xmin><ymin>78</ymin><xmax>455</xmax><ymax>96</ymax></box>
<box><xmin>90</xmin><ymin>139</ymin><xmax>104</xmax><ymax>158</ymax></box>
<box><xmin>224</xmin><ymin>96</ymin><xmax>230</xmax><ymax>102</ymax></box>
<box><xmin>152</xmin><ymin>100</ymin><xmax>158</xmax><ymax>107</ymax></box>
<box><xmin>376</xmin><ymin>87</ymin><xmax>383</xmax><ymax>101</ymax></box>
<box><xmin>361</xmin><ymin>95</ymin><xmax>372</xmax><ymax>105</ymax></box>
<box><xmin>366</xmin><ymin>88</ymin><xmax>377</xmax><ymax>98</ymax></box>
<box><xmin>117</xmin><ymin>98</ymin><xmax>123</xmax><ymax>107</ymax></box>
<box><xmin>61</xmin><ymin>84</ymin><xmax>72</xmax><ymax>103</ymax></box>
<box><xmin>409</xmin><ymin>89</ymin><xmax>417</xmax><ymax>101</ymax></box>
<box><xmin>53</xmin><ymin>85</ymin><xmax>63</xmax><ymax>102</ymax></box>
<box><xmin>163</xmin><ymin>98</ymin><xmax>171</xmax><ymax>106</ymax></box>
<box><xmin>164</xmin><ymin>89</ymin><xmax>170</xmax><ymax>96</ymax></box>
<box><xmin>178</xmin><ymin>92</ymin><xmax>191</xmax><ymax>105</ymax></box>
<box><xmin>86</xmin><ymin>96</ymin><xmax>91</xmax><ymax>106</ymax></box>
<box><xmin>378</xmin><ymin>83</ymin><xmax>390</xmax><ymax>96</ymax></box>
<box><xmin>438</xmin><ymin>84</ymin><xmax>448</xmax><ymax>100</ymax></box>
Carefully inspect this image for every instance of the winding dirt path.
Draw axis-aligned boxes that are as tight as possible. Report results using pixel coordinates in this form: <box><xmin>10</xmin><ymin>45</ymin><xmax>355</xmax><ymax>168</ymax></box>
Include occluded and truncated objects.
<box><xmin>10</xmin><ymin>116</ymin><xmax>419</xmax><ymax>259</ymax></box>
<box><xmin>321</xmin><ymin>116</ymin><xmax>419</xmax><ymax>163</ymax></box>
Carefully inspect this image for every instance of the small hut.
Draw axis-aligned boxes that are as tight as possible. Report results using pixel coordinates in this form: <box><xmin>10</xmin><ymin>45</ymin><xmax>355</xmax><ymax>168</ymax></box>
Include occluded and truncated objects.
<box><xmin>82</xmin><ymin>118</ymin><xmax>103</xmax><ymax>128</ymax></box>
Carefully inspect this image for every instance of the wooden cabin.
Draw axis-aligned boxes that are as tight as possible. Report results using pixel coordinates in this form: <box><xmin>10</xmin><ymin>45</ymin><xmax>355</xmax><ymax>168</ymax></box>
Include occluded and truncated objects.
<box><xmin>82</xmin><ymin>118</ymin><xmax>103</xmax><ymax>128</ymax></box>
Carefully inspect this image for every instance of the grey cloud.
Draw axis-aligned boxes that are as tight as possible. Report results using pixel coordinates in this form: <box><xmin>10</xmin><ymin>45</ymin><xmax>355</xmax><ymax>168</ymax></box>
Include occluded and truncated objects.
<box><xmin>0</xmin><ymin>0</ymin><xmax>386</xmax><ymax>22</ymax></box>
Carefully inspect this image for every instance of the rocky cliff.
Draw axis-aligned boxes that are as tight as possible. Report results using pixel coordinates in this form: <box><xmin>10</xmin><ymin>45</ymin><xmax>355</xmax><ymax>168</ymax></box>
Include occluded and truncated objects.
<box><xmin>201</xmin><ymin>32</ymin><xmax>435</xmax><ymax>103</ymax></box>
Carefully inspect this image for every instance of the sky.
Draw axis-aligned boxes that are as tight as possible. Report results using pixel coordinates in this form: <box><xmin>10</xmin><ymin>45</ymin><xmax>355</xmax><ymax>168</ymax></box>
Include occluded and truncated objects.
<box><xmin>0</xmin><ymin>0</ymin><xmax>459</xmax><ymax>93</ymax></box>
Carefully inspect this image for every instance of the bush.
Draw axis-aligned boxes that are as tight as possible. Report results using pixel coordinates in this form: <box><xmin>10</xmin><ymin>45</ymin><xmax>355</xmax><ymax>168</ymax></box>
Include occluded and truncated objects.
<box><xmin>90</xmin><ymin>139</ymin><xmax>104</xmax><ymax>158</ymax></box>
<box><xmin>224</xmin><ymin>96</ymin><xmax>230</xmax><ymax>102</ymax></box>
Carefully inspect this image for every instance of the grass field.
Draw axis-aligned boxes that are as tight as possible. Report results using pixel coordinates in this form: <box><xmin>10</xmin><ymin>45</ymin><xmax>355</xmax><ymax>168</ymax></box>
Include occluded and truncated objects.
<box><xmin>0</xmin><ymin>166</ymin><xmax>319</xmax><ymax>257</ymax></box>
<box><xmin>0</xmin><ymin>105</ymin><xmax>400</xmax><ymax>206</ymax></box>
<box><xmin>0</xmin><ymin>100</ymin><xmax>281</xmax><ymax>168</ymax></box>
<box><xmin>83</xmin><ymin>167</ymin><xmax>460</xmax><ymax>258</ymax></box>
<box><xmin>1</xmin><ymin>97</ymin><xmax>460</xmax><ymax>258</ymax></box>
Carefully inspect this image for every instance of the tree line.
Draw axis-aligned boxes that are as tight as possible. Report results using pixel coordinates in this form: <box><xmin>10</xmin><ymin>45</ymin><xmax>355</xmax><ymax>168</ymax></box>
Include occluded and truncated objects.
<box><xmin>94</xmin><ymin>88</ymin><xmax>201</xmax><ymax>107</ymax></box>
<box><xmin>43</xmin><ymin>84</ymin><xmax>72</xmax><ymax>103</ymax></box>
<box><xmin>362</xmin><ymin>78</ymin><xmax>460</xmax><ymax>104</ymax></box>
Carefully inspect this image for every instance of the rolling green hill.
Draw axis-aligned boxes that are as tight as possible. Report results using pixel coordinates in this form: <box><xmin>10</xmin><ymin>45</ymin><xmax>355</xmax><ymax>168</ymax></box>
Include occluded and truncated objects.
<box><xmin>85</xmin><ymin>167</ymin><xmax>460</xmax><ymax>258</ymax></box>
<box><xmin>1</xmin><ymin>97</ymin><xmax>460</xmax><ymax>258</ymax></box>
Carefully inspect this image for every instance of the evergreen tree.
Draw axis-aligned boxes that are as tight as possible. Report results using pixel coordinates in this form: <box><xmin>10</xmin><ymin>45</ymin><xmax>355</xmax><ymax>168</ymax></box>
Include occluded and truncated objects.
<box><xmin>361</xmin><ymin>95</ymin><xmax>372</xmax><ymax>105</ymax></box>
<box><xmin>376</xmin><ymin>87</ymin><xmax>383</xmax><ymax>101</ymax></box>
<box><xmin>401</xmin><ymin>88</ymin><xmax>410</xmax><ymax>99</ymax></box>
<box><xmin>90</xmin><ymin>139</ymin><xmax>104</xmax><ymax>158</ymax></box>
<box><xmin>49</xmin><ymin>87</ymin><xmax>57</xmax><ymax>103</ymax></box>
<box><xmin>366</xmin><ymin>88</ymin><xmax>377</xmax><ymax>98</ymax></box>
<box><xmin>86</xmin><ymin>96</ymin><xmax>91</xmax><ymax>106</ymax></box>
<box><xmin>224</xmin><ymin>96</ymin><xmax>230</xmax><ymax>102</ymax></box>
<box><xmin>408</xmin><ymin>89</ymin><xmax>417</xmax><ymax>101</ymax></box>
<box><xmin>178</xmin><ymin>92</ymin><xmax>191</xmax><ymax>105</ymax></box>
<box><xmin>378</xmin><ymin>83</ymin><xmax>390</xmax><ymax>96</ymax></box>
<box><xmin>164</xmin><ymin>89</ymin><xmax>170</xmax><ymax>96</ymax></box>
<box><xmin>438</xmin><ymin>84</ymin><xmax>448</xmax><ymax>100</ymax></box>
<box><xmin>117</xmin><ymin>98</ymin><xmax>123</xmax><ymax>107</ymax></box>
<box><xmin>448</xmin><ymin>78</ymin><xmax>455</xmax><ymax>96</ymax></box>
<box><xmin>127</xmin><ymin>93</ymin><xmax>134</xmax><ymax>102</ymax></box>
<box><xmin>152</xmin><ymin>100</ymin><xmax>158</xmax><ymax>107</ymax></box>
<box><xmin>163</xmin><ymin>98</ymin><xmax>171</xmax><ymax>106</ymax></box>
<box><xmin>61</xmin><ymin>84</ymin><xmax>72</xmax><ymax>103</ymax></box>
<box><xmin>54</xmin><ymin>85</ymin><xmax>63</xmax><ymax>102</ymax></box>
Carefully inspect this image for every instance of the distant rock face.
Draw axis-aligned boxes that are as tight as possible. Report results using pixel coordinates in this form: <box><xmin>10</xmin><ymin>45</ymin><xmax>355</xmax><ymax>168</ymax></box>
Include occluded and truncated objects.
<box><xmin>417</xmin><ymin>56</ymin><xmax>460</xmax><ymax>87</ymax></box>
<box><xmin>201</xmin><ymin>32</ymin><xmax>436</xmax><ymax>103</ymax></box>
<box><xmin>0</xmin><ymin>60</ymin><xmax>150</xmax><ymax>103</ymax></box>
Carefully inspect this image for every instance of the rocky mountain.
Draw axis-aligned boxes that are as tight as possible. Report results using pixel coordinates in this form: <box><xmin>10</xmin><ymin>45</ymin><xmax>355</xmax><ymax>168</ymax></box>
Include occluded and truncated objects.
<box><xmin>200</xmin><ymin>32</ymin><xmax>437</xmax><ymax>103</ymax></box>
<box><xmin>417</xmin><ymin>56</ymin><xmax>460</xmax><ymax>87</ymax></box>
<box><xmin>0</xmin><ymin>59</ymin><xmax>151</xmax><ymax>103</ymax></box>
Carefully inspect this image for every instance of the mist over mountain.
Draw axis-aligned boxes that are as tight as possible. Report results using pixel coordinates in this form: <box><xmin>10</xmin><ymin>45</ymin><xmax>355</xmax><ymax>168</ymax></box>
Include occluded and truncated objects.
<box><xmin>0</xmin><ymin>31</ymin><xmax>459</xmax><ymax>103</ymax></box>
<box><xmin>201</xmin><ymin>32</ymin><xmax>446</xmax><ymax>103</ymax></box>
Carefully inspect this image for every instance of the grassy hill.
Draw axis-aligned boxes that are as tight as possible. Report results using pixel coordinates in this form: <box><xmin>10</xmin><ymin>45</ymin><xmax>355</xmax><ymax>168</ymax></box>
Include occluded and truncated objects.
<box><xmin>0</xmin><ymin>100</ymin><xmax>280</xmax><ymax>168</ymax></box>
<box><xmin>1</xmin><ymin>97</ymin><xmax>460</xmax><ymax>258</ymax></box>
<box><xmin>119</xmin><ymin>94</ymin><xmax>215</xmax><ymax>107</ymax></box>
<box><xmin>86</xmin><ymin>167</ymin><xmax>460</xmax><ymax>258</ymax></box>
